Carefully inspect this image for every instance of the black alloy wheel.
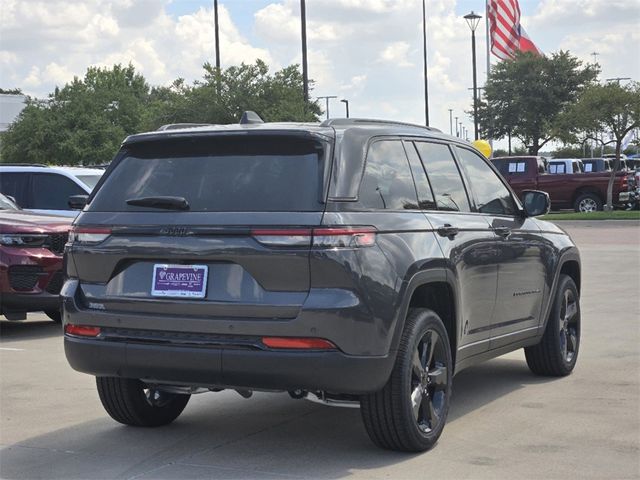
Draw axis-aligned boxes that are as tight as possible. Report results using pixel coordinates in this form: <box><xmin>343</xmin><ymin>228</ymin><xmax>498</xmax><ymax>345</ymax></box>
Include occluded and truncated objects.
<box><xmin>525</xmin><ymin>274</ymin><xmax>581</xmax><ymax>376</ymax></box>
<box><xmin>411</xmin><ymin>329</ymin><xmax>448</xmax><ymax>434</ymax></box>
<box><xmin>361</xmin><ymin>309</ymin><xmax>452</xmax><ymax>452</ymax></box>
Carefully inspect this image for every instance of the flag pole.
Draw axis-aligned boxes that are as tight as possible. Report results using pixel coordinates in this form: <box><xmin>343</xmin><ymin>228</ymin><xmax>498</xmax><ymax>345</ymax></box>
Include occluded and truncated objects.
<box><xmin>485</xmin><ymin>0</ymin><xmax>493</xmax><ymax>150</ymax></box>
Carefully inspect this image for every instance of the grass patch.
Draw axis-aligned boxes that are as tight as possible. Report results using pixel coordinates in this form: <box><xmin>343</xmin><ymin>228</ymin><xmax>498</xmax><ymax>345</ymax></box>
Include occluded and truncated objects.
<box><xmin>540</xmin><ymin>210</ymin><xmax>640</xmax><ymax>221</ymax></box>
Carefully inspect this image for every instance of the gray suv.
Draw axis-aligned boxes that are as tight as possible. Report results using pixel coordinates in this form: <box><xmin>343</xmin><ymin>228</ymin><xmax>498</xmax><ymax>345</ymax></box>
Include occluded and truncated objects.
<box><xmin>63</xmin><ymin>115</ymin><xmax>581</xmax><ymax>452</ymax></box>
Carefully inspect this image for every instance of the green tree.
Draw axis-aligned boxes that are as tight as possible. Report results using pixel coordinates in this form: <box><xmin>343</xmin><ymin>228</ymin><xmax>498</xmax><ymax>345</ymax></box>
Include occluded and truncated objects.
<box><xmin>143</xmin><ymin>60</ymin><xmax>321</xmax><ymax>129</ymax></box>
<box><xmin>2</xmin><ymin>61</ymin><xmax>320</xmax><ymax>165</ymax></box>
<box><xmin>1</xmin><ymin>64</ymin><xmax>150</xmax><ymax>165</ymax></box>
<box><xmin>563</xmin><ymin>82</ymin><xmax>640</xmax><ymax>209</ymax></box>
<box><xmin>477</xmin><ymin>51</ymin><xmax>599</xmax><ymax>155</ymax></box>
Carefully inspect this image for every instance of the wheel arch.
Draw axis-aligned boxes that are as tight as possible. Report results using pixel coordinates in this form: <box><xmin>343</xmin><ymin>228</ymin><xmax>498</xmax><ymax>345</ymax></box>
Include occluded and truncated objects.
<box><xmin>572</xmin><ymin>186</ymin><xmax>603</xmax><ymax>205</ymax></box>
<box><xmin>540</xmin><ymin>247</ymin><xmax>581</xmax><ymax>333</ymax></box>
<box><xmin>390</xmin><ymin>269</ymin><xmax>458</xmax><ymax>367</ymax></box>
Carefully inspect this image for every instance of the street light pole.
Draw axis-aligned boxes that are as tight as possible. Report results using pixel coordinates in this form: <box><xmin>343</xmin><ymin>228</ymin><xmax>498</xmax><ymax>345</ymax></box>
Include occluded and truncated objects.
<box><xmin>464</xmin><ymin>11</ymin><xmax>482</xmax><ymax>141</ymax></box>
<box><xmin>300</xmin><ymin>0</ymin><xmax>309</xmax><ymax>102</ymax></box>
<box><xmin>448</xmin><ymin>109</ymin><xmax>453</xmax><ymax>135</ymax></box>
<box><xmin>341</xmin><ymin>99</ymin><xmax>350</xmax><ymax>118</ymax></box>
<box><xmin>422</xmin><ymin>0</ymin><xmax>429</xmax><ymax>126</ymax></box>
<box><xmin>455</xmin><ymin>116</ymin><xmax>459</xmax><ymax>137</ymax></box>
<box><xmin>214</xmin><ymin>0</ymin><xmax>220</xmax><ymax>71</ymax></box>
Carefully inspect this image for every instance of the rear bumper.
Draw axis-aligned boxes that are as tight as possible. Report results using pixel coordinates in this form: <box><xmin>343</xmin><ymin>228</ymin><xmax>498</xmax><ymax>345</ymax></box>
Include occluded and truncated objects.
<box><xmin>64</xmin><ymin>335</ymin><xmax>394</xmax><ymax>394</ymax></box>
<box><xmin>1</xmin><ymin>292</ymin><xmax>60</xmax><ymax>315</ymax></box>
<box><xmin>62</xmin><ymin>278</ymin><xmax>397</xmax><ymax>394</ymax></box>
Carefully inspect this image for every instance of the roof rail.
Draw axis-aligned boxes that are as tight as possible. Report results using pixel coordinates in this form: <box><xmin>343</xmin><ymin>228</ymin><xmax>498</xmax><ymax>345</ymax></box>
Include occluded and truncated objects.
<box><xmin>320</xmin><ymin>118</ymin><xmax>441</xmax><ymax>132</ymax></box>
<box><xmin>240</xmin><ymin>111</ymin><xmax>264</xmax><ymax>125</ymax></box>
<box><xmin>0</xmin><ymin>163</ymin><xmax>49</xmax><ymax>167</ymax></box>
<box><xmin>157</xmin><ymin>123</ymin><xmax>214</xmax><ymax>131</ymax></box>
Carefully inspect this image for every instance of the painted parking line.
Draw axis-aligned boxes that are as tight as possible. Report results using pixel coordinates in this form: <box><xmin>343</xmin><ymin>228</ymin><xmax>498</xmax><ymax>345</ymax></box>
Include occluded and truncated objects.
<box><xmin>0</xmin><ymin>347</ymin><xmax>25</xmax><ymax>351</ymax></box>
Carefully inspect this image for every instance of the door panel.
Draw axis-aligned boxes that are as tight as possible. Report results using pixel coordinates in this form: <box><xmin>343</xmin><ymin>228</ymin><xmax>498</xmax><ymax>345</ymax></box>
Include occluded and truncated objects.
<box><xmin>425</xmin><ymin>212</ymin><xmax>498</xmax><ymax>357</ymax></box>
<box><xmin>487</xmin><ymin>216</ymin><xmax>546</xmax><ymax>348</ymax></box>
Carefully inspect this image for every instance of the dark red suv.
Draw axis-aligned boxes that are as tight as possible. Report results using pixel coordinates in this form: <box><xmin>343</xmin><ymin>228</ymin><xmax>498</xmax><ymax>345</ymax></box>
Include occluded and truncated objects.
<box><xmin>0</xmin><ymin>193</ymin><xmax>72</xmax><ymax>322</ymax></box>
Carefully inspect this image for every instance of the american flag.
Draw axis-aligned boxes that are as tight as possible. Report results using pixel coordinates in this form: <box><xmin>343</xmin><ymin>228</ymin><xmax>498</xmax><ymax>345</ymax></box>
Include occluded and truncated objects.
<box><xmin>488</xmin><ymin>0</ymin><xmax>542</xmax><ymax>60</ymax></box>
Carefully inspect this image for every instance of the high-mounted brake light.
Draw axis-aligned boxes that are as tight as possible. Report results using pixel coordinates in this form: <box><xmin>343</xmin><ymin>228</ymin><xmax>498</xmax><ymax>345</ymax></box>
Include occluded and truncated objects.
<box><xmin>65</xmin><ymin>324</ymin><xmax>101</xmax><ymax>337</ymax></box>
<box><xmin>262</xmin><ymin>337</ymin><xmax>336</xmax><ymax>350</ymax></box>
<box><xmin>251</xmin><ymin>226</ymin><xmax>376</xmax><ymax>248</ymax></box>
<box><xmin>69</xmin><ymin>226</ymin><xmax>112</xmax><ymax>245</ymax></box>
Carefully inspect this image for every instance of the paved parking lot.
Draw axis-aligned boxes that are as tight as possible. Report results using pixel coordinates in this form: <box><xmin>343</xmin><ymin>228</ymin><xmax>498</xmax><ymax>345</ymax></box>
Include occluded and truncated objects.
<box><xmin>1</xmin><ymin>221</ymin><xmax>639</xmax><ymax>479</ymax></box>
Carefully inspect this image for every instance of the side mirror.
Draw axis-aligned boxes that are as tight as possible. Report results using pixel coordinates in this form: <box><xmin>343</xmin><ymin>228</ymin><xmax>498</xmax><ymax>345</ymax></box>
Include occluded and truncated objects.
<box><xmin>522</xmin><ymin>190</ymin><xmax>550</xmax><ymax>217</ymax></box>
<box><xmin>68</xmin><ymin>194</ymin><xmax>89</xmax><ymax>210</ymax></box>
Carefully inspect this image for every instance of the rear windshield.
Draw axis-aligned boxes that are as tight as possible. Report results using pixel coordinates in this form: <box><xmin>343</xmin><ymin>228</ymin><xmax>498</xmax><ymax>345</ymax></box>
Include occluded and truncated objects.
<box><xmin>76</xmin><ymin>174</ymin><xmax>103</xmax><ymax>190</ymax></box>
<box><xmin>89</xmin><ymin>136</ymin><xmax>326</xmax><ymax>212</ymax></box>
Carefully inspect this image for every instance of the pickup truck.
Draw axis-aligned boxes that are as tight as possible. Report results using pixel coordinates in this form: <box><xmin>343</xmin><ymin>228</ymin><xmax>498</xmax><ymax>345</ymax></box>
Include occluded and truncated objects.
<box><xmin>492</xmin><ymin>156</ymin><xmax>627</xmax><ymax>212</ymax></box>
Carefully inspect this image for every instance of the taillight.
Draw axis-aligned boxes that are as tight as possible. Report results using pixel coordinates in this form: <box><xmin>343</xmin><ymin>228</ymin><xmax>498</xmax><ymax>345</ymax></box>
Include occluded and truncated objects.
<box><xmin>69</xmin><ymin>226</ymin><xmax>111</xmax><ymax>245</ymax></box>
<box><xmin>262</xmin><ymin>336</ymin><xmax>336</xmax><ymax>350</ymax></box>
<box><xmin>251</xmin><ymin>229</ymin><xmax>312</xmax><ymax>247</ymax></box>
<box><xmin>251</xmin><ymin>226</ymin><xmax>376</xmax><ymax>248</ymax></box>
<box><xmin>65</xmin><ymin>324</ymin><xmax>101</xmax><ymax>337</ymax></box>
<box><xmin>313</xmin><ymin>227</ymin><xmax>377</xmax><ymax>248</ymax></box>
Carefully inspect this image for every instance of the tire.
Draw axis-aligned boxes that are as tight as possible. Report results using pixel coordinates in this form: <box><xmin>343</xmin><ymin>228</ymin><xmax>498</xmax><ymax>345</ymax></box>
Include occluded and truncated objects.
<box><xmin>360</xmin><ymin>309</ymin><xmax>453</xmax><ymax>452</ymax></box>
<box><xmin>45</xmin><ymin>310</ymin><xmax>62</xmax><ymax>323</ymax></box>
<box><xmin>573</xmin><ymin>193</ymin><xmax>602</xmax><ymax>212</ymax></box>
<box><xmin>525</xmin><ymin>274</ymin><xmax>580</xmax><ymax>376</ymax></box>
<box><xmin>96</xmin><ymin>377</ymin><xmax>190</xmax><ymax>427</ymax></box>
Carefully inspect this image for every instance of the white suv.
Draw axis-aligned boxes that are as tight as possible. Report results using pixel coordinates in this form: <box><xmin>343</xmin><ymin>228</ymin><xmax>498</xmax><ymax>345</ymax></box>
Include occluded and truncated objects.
<box><xmin>0</xmin><ymin>165</ymin><xmax>104</xmax><ymax>217</ymax></box>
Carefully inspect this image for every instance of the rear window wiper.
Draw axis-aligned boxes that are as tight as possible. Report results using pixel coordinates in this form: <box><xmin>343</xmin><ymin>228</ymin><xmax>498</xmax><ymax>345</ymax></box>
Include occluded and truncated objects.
<box><xmin>125</xmin><ymin>196</ymin><xmax>190</xmax><ymax>210</ymax></box>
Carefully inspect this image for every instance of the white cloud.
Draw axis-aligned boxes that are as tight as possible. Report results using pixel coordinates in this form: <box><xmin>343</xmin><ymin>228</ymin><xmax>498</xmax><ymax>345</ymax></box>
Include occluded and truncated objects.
<box><xmin>0</xmin><ymin>0</ymin><xmax>637</xmax><ymax>148</ymax></box>
<box><xmin>379</xmin><ymin>42</ymin><xmax>414</xmax><ymax>67</ymax></box>
<box><xmin>0</xmin><ymin>1</ymin><xmax>270</xmax><ymax>97</ymax></box>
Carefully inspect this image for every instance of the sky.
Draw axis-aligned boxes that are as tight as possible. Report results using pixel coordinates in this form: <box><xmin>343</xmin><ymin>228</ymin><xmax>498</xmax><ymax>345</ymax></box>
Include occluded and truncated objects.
<box><xmin>1</xmin><ymin>0</ymin><xmax>639</xmax><ymax>142</ymax></box>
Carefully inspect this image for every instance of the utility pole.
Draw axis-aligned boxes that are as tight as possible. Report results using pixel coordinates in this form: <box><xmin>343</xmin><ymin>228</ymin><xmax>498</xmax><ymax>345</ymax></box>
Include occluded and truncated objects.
<box><xmin>448</xmin><ymin>109</ymin><xmax>453</xmax><ymax>135</ymax></box>
<box><xmin>214</xmin><ymin>0</ymin><xmax>220</xmax><ymax>71</ymax></box>
<box><xmin>317</xmin><ymin>96</ymin><xmax>337</xmax><ymax>120</ymax></box>
<box><xmin>300</xmin><ymin>0</ymin><xmax>309</xmax><ymax>102</ymax></box>
<box><xmin>422</xmin><ymin>0</ymin><xmax>429</xmax><ymax>126</ymax></box>
<box><xmin>590</xmin><ymin>51</ymin><xmax>599</xmax><ymax>64</ymax></box>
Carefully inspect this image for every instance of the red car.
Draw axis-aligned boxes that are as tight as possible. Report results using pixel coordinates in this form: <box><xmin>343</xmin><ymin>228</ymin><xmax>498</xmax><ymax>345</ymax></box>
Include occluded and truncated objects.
<box><xmin>0</xmin><ymin>193</ymin><xmax>72</xmax><ymax>322</ymax></box>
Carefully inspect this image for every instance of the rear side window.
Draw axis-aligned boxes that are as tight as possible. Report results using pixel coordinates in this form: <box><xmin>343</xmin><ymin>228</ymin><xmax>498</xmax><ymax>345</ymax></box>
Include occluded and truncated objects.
<box><xmin>414</xmin><ymin>142</ymin><xmax>470</xmax><ymax>212</ymax></box>
<box><xmin>31</xmin><ymin>173</ymin><xmax>86</xmax><ymax>210</ymax></box>
<box><xmin>89</xmin><ymin>136</ymin><xmax>325</xmax><ymax>212</ymax></box>
<box><xmin>455</xmin><ymin>147</ymin><xmax>516</xmax><ymax>216</ymax></box>
<box><xmin>549</xmin><ymin>163</ymin><xmax>565</xmax><ymax>174</ymax></box>
<box><xmin>0</xmin><ymin>172</ymin><xmax>29</xmax><ymax>207</ymax></box>
<box><xmin>357</xmin><ymin>140</ymin><xmax>418</xmax><ymax>210</ymax></box>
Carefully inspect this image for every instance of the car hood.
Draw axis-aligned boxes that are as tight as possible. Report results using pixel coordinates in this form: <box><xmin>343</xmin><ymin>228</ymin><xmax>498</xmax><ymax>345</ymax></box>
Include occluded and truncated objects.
<box><xmin>0</xmin><ymin>210</ymin><xmax>73</xmax><ymax>234</ymax></box>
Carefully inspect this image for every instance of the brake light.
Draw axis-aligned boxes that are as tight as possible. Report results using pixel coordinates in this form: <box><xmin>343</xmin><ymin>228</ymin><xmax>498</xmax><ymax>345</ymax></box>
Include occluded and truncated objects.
<box><xmin>65</xmin><ymin>324</ymin><xmax>101</xmax><ymax>337</ymax></box>
<box><xmin>69</xmin><ymin>226</ymin><xmax>111</xmax><ymax>245</ymax></box>
<box><xmin>262</xmin><ymin>337</ymin><xmax>336</xmax><ymax>350</ymax></box>
<box><xmin>251</xmin><ymin>226</ymin><xmax>376</xmax><ymax>248</ymax></box>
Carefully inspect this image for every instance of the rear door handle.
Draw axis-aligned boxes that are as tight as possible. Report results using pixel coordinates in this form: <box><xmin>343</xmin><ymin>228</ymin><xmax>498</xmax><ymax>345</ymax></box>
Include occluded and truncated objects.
<box><xmin>493</xmin><ymin>226</ymin><xmax>512</xmax><ymax>238</ymax></box>
<box><xmin>437</xmin><ymin>224</ymin><xmax>459</xmax><ymax>238</ymax></box>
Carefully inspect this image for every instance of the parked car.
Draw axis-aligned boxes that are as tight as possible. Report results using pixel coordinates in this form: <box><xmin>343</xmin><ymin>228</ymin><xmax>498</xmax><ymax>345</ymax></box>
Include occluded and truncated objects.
<box><xmin>581</xmin><ymin>158</ymin><xmax>612</xmax><ymax>173</ymax></box>
<box><xmin>0</xmin><ymin>165</ymin><xmax>104</xmax><ymax>217</ymax></box>
<box><xmin>63</xmin><ymin>115</ymin><xmax>582</xmax><ymax>452</ymax></box>
<box><xmin>602</xmin><ymin>154</ymin><xmax>629</xmax><ymax>171</ymax></box>
<box><xmin>491</xmin><ymin>156</ymin><xmax>628</xmax><ymax>211</ymax></box>
<box><xmin>548</xmin><ymin>158</ymin><xmax>584</xmax><ymax>174</ymax></box>
<box><xmin>0</xmin><ymin>193</ymin><xmax>72</xmax><ymax>322</ymax></box>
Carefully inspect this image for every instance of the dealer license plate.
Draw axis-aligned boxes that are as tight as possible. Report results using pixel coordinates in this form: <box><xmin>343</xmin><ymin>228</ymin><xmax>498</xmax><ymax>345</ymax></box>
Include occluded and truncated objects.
<box><xmin>151</xmin><ymin>264</ymin><xmax>208</xmax><ymax>298</ymax></box>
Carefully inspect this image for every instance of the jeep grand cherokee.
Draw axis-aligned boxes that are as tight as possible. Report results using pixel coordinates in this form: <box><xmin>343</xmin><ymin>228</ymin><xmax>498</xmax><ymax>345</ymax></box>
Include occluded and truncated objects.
<box><xmin>63</xmin><ymin>115</ymin><xmax>581</xmax><ymax>452</ymax></box>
